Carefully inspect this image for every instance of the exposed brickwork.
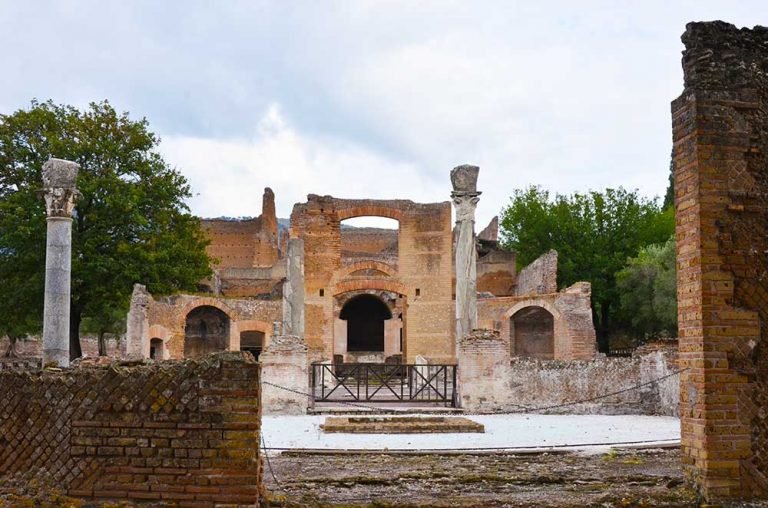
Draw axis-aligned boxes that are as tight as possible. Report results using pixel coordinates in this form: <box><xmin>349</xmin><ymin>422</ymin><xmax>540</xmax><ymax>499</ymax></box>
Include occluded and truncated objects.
<box><xmin>477</xmin><ymin>282</ymin><xmax>596</xmax><ymax>361</ymax></box>
<box><xmin>202</xmin><ymin>188</ymin><xmax>278</xmax><ymax>270</ymax></box>
<box><xmin>476</xmin><ymin>250</ymin><xmax>516</xmax><ymax>297</ymax></box>
<box><xmin>515</xmin><ymin>250</ymin><xmax>558</xmax><ymax>296</ymax></box>
<box><xmin>673</xmin><ymin>21</ymin><xmax>768</xmax><ymax>500</ymax></box>
<box><xmin>129</xmin><ymin>182</ymin><xmax>594</xmax><ymax>370</ymax></box>
<box><xmin>340</xmin><ymin>227</ymin><xmax>398</xmax><ymax>265</ymax></box>
<box><xmin>291</xmin><ymin>195</ymin><xmax>453</xmax><ymax>363</ymax></box>
<box><xmin>0</xmin><ymin>352</ymin><xmax>261</xmax><ymax>506</ymax></box>
<box><xmin>128</xmin><ymin>292</ymin><xmax>281</xmax><ymax>360</ymax></box>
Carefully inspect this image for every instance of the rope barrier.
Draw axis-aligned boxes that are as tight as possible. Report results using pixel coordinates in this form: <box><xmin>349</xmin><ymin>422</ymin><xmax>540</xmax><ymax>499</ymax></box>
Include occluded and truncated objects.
<box><xmin>263</xmin><ymin>367</ymin><xmax>688</xmax><ymax>416</ymax></box>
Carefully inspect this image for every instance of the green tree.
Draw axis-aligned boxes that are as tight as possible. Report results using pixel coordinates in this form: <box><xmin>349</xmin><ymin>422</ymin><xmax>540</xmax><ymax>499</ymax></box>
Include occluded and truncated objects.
<box><xmin>500</xmin><ymin>186</ymin><xmax>674</xmax><ymax>351</ymax></box>
<box><xmin>0</xmin><ymin>100</ymin><xmax>212</xmax><ymax>360</ymax></box>
<box><xmin>615</xmin><ymin>236</ymin><xmax>677</xmax><ymax>341</ymax></box>
<box><xmin>663</xmin><ymin>149</ymin><xmax>675</xmax><ymax>210</ymax></box>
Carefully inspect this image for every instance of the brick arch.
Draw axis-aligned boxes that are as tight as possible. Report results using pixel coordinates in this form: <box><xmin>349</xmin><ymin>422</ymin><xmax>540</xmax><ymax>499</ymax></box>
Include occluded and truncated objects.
<box><xmin>332</xmin><ymin>279</ymin><xmax>408</xmax><ymax>297</ymax></box>
<box><xmin>235</xmin><ymin>320</ymin><xmax>271</xmax><ymax>334</ymax></box>
<box><xmin>501</xmin><ymin>299</ymin><xmax>562</xmax><ymax>321</ymax></box>
<box><xmin>235</xmin><ymin>319</ymin><xmax>272</xmax><ymax>347</ymax></box>
<box><xmin>178</xmin><ymin>298</ymin><xmax>238</xmax><ymax>326</ymax></box>
<box><xmin>336</xmin><ymin>205</ymin><xmax>403</xmax><ymax>222</ymax></box>
<box><xmin>337</xmin><ymin>260</ymin><xmax>397</xmax><ymax>279</ymax></box>
<box><xmin>148</xmin><ymin>324</ymin><xmax>171</xmax><ymax>342</ymax></box>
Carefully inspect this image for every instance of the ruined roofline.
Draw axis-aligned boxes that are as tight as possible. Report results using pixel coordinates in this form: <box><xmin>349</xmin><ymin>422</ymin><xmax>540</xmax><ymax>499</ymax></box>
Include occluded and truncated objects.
<box><xmin>299</xmin><ymin>194</ymin><xmax>451</xmax><ymax>209</ymax></box>
<box><xmin>200</xmin><ymin>187</ymin><xmax>277</xmax><ymax>223</ymax></box>
<box><xmin>680</xmin><ymin>21</ymin><xmax>768</xmax><ymax>92</ymax></box>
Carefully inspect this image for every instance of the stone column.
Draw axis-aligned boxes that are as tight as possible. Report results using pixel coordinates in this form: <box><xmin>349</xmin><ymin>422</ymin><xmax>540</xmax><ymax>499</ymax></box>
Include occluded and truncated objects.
<box><xmin>126</xmin><ymin>284</ymin><xmax>150</xmax><ymax>358</ymax></box>
<box><xmin>40</xmin><ymin>158</ymin><xmax>81</xmax><ymax>367</ymax></box>
<box><xmin>451</xmin><ymin>164</ymin><xmax>481</xmax><ymax>342</ymax></box>
<box><xmin>282</xmin><ymin>238</ymin><xmax>305</xmax><ymax>338</ymax></box>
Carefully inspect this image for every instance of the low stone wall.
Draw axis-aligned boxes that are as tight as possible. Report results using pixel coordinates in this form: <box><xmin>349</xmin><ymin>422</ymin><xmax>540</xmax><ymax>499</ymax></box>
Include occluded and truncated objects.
<box><xmin>0</xmin><ymin>357</ymin><xmax>42</xmax><ymax>371</ymax></box>
<box><xmin>0</xmin><ymin>352</ymin><xmax>262</xmax><ymax>506</ymax></box>
<box><xmin>504</xmin><ymin>354</ymin><xmax>678</xmax><ymax>416</ymax></box>
<box><xmin>2</xmin><ymin>335</ymin><xmax>124</xmax><ymax>359</ymax></box>
<box><xmin>459</xmin><ymin>331</ymin><xmax>679</xmax><ymax>415</ymax></box>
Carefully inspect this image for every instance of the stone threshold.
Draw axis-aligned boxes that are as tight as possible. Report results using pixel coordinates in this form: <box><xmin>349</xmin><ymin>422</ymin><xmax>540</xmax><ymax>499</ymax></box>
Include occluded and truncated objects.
<box><xmin>320</xmin><ymin>416</ymin><xmax>484</xmax><ymax>434</ymax></box>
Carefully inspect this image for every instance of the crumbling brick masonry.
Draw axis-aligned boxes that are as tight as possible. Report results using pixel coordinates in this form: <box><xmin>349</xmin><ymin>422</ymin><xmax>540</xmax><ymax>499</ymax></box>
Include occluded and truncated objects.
<box><xmin>0</xmin><ymin>352</ymin><xmax>262</xmax><ymax>506</ymax></box>
<box><xmin>673</xmin><ymin>21</ymin><xmax>768</xmax><ymax>500</ymax></box>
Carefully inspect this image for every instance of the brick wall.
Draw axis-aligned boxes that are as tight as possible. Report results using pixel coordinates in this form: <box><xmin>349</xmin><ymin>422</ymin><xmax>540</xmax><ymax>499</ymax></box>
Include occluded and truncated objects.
<box><xmin>202</xmin><ymin>188</ymin><xmax>279</xmax><ymax>270</ymax></box>
<box><xmin>0</xmin><ymin>352</ymin><xmax>262</xmax><ymax>506</ymax></box>
<box><xmin>514</xmin><ymin>250</ymin><xmax>558</xmax><ymax>296</ymax></box>
<box><xmin>291</xmin><ymin>195</ymin><xmax>453</xmax><ymax>363</ymax></box>
<box><xmin>477</xmin><ymin>281</ymin><xmax>596</xmax><ymax>361</ymax></box>
<box><xmin>476</xmin><ymin>249</ymin><xmax>516</xmax><ymax>297</ymax></box>
<box><xmin>340</xmin><ymin>227</ymin><xmax>398</xmax><ymax>261</ymax></box>
<box><xmin>673</xmin><ymin>21</ymin><xmax>768</xmax><ymax>500</ymax></box>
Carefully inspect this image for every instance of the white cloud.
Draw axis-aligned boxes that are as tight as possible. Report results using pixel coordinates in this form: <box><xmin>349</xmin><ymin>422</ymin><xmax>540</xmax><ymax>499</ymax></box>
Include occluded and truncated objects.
<box><xmin>160</xmin><ymin>104</ymin><xmax>443</xmax><ymax>224</ymax></box>
<box><xmin>2</xmin><ymin>0</ymin><xmax>766</xmax><ymax>230</ymax></box>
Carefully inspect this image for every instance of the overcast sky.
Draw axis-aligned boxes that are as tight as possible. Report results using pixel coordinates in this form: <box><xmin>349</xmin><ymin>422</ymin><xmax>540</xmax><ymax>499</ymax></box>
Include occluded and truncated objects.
<box><xmin>1</xmin><ymin>1</ymin><xmax>765</xmax><ymax>228</ymax></box>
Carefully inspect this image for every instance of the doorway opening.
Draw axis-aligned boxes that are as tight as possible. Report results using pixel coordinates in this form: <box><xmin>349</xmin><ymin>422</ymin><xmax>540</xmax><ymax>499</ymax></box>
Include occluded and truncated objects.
<box><xmin>340</xmin><ymin>294</ymin><xmax>392</xmax><ymax>352</ymax></box>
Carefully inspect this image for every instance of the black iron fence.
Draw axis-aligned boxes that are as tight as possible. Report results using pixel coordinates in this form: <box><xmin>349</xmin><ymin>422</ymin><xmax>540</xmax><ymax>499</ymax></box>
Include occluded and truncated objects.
<box><xmin>311</xmin><ymin>363</ymin><xmax>457</xmax><ymax>407</ymax></box>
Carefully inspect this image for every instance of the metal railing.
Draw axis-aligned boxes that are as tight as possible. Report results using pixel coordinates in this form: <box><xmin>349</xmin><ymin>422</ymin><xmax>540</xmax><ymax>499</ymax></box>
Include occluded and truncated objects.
<box><xmin>311</xmin><ymin>363</ymin><xmax>457</xmax><ymax>407</ymax></box>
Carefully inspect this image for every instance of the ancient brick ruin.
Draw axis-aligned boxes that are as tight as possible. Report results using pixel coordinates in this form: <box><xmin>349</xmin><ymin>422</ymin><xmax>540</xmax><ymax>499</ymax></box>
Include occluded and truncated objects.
<box><xmin>126</xmin><ymin>172</ymin><xmax>596</xmax><ymax>375</ymax></box>
<box><xmin>0</xmin><ymin>352</ymin><xmax>261</xmax><ymax>504</ymax></box>
<box><xmin>673</xmin><ymin>21</ymin><xmax>768</xmax><ymax>500</ymax></box>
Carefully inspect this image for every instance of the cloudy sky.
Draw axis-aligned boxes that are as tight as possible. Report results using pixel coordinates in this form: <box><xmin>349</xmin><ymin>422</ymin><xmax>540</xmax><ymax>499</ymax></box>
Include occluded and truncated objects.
<box><xmin>1</xmin><ymin>1</ymin><xmax>764</xmax><ymax>228</ymax></box>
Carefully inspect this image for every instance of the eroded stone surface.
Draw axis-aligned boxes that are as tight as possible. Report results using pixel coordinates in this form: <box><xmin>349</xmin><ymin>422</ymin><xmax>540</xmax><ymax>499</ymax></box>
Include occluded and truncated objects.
<box><xmin>264</xmin><ymin>448</ymin><xmax>696</xmax><ymax>507</ymax></box>
<box><xmin>320</xmin><ymin>416</ymin><xmax>485</xmax><ymax>434</ymax></box>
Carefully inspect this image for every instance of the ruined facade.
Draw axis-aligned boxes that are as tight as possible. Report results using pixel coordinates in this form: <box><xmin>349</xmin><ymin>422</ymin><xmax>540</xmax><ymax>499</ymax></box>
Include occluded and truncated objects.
<box><xmin>673</xmin><ymin>21</ymin><xmax>768</xmax><ymax>500</ymax></box>
<box><xmin>127</xmin><ymin>172</ymin><xmax>596</xmax><ymax>368</ymax></box>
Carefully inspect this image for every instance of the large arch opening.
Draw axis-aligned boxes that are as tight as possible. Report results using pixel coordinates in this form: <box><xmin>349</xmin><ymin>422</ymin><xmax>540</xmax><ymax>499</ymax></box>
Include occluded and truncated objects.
<box><xmin>511</xmin><ymin>306</ymin><xmax>554</xmax><ymax>360</ymax></box>
<box><xmin>340</xmin><ymin>294</ymin><xmax>393</xmax><ymax>353</ymax></box>
<box><xmin>184</xmin><ymin>306</ymin><xmax>230</xmax><ymax>358</ymax></box>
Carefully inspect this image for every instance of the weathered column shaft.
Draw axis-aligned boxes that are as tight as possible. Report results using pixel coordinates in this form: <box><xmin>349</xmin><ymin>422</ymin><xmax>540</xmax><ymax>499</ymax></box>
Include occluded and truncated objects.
<box><xmin>41</xmin><ymin>158</ymin><xmax>81</xmax><ymax>368</ymax></box>
<box><xmin>43</xmin><ymin>217</ymin><xmax>73</xmax><ymax>366</ymax></box>
<box><xmin>125</xmin><ymin>284</ymin><xmax>150</xmax><ymax>358</ymax></box>
<box><xmin>282</xmin><ymin>238</ymin><xmax>305</xmax><ymax>338</ymax></box>
<box><xmin>451</xmin><ymin>164</ymin><xmax>481</xmax><ymax>341</ymax></box>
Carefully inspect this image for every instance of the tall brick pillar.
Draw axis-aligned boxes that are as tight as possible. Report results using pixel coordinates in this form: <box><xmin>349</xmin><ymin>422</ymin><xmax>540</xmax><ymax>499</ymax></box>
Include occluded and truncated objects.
<box><xmin>673</xmin><ymin>21</ymin><xmax>768</xmax><ymax>500</ymax></box>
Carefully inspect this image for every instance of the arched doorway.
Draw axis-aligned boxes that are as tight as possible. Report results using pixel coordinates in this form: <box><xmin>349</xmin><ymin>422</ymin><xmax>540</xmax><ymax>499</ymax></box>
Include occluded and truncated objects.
<box><xmin>240</xmin><ymin>330</ymin><xmax>264</xmax><ymax>360</ymax></box>
<box><xmin>340</xmin><ymin>294</ymin><xmax>392</xmax><ymax>352</ymax></box>
<box><xmin>149</xmin><ymin>338</ymin><xmax>165</xmax><ymax>360</ymax></box>
<box><xmin>511</xmin><ymin>306</ymin><xmax>554</xmax><ymax>359</ymax></box>
<box><xmin>184</xmin><ymin>306</ymin><xmax>230</xmax><ymax>358</ymax></box>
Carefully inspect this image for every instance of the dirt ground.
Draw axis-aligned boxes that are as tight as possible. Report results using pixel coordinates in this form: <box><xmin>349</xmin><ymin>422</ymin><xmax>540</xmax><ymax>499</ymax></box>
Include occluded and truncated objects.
<box><xmin>263</xmin><ymin>447</ymin><xmax>699</xmax><ymax>507</ymax></box>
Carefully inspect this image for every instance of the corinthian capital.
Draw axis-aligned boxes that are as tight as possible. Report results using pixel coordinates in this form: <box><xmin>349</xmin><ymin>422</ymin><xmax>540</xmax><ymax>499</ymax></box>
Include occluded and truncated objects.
<box><xmin>41</xmin><ymin>158</ymin><xmax>81</xmax><ymax>218</ymax></box>
<box><xmin>452</xmin><ymin>194</ymin><xmax>481</xmax><ymax>223</ymax></box>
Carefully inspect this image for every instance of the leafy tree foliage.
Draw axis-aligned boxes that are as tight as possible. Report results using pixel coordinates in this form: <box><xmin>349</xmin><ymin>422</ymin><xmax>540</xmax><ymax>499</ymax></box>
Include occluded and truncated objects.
<box><xmin>0</xmin><ymin>100</ymin><xmax>212</xmax><ymax>359</ymax></box>
<box><xmin>615</xmin><ymin>236</ymin><xmax>677</xmax><ymax>340</ymax></box>
<box><xmin>500</xmin><ymin>186</ymin><xmax>674</xmax><ymax>351</ymax></box>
